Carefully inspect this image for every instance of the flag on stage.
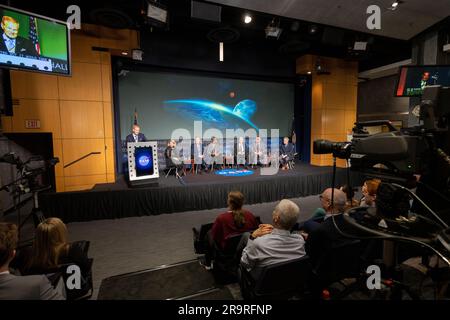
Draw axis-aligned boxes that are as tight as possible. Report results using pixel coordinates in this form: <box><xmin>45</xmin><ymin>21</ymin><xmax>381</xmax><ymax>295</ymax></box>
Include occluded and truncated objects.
<box><xmin>290</xmin><ymin>117</ymin><xmax>297</xmax><ymax>144</ymax></box>
<box><xmin>133</xmin><ymin>108</ymin><xmax>138</xmax><ymax>125</ymax></box>
<box><xmin>29</xmin><ymin>17</ymin><xmax>41</xmax><ymax>55</ymax></box>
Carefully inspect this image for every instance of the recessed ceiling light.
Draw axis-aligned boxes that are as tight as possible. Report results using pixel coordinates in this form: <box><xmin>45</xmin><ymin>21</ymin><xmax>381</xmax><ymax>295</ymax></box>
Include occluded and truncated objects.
<box><xmin>307</xmin><ymin>71</ymin><xmax>312</xmax><ymax>75</ymax></box>
<box><xmin>122</xmin><ymin>51</ymin><xmax>128</xmax><ymax>56</ymax></box>
<box><xmin>244</xmin><ymin>14</ymin><xmax>252</xmax><ymax>24</ymax></box>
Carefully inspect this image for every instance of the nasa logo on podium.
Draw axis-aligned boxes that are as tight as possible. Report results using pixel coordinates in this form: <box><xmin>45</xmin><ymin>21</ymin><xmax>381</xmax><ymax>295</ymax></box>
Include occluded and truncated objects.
<box><xmin>127</xmin><ymin>141</ymin><xmax>159</xmax><ymax>188</ymax></box>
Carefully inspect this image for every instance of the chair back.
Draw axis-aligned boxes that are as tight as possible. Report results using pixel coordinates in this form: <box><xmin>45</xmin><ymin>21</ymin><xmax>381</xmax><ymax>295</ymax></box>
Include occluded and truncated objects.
<box><xmin>252</xmin><ymin>256</ymin><xmax>311</xmax><ymax>299</ymax></box>
<box><xmin>222</xmin><ymin>233</ymin><xmax>244</xmax><ymax>255</ymax></box>
<box><xmin>314</xmin><ymin>240</ymin><xmax>364</xmax><ymax>286</ymax></box>
<box><xmin>193</xmin><ymin>223</ymin><xmax>213</xmax><ymax>254</ymax></box>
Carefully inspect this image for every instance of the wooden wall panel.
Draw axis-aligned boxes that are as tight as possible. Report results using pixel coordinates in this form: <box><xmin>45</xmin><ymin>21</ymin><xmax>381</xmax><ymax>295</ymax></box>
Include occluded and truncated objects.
<box><xmin>52</xmin><ymin>138</ymin><xmax>64</xmax><ymax>178</ymax></box>
<box><xmin>60</xmin><ymin>101</ymin><xmax>104</xmax><ymax>139</ymax></box>
<box><xmin>70</xmin><ymin>32</ymin><xmax>101</xmax><ymax>64</ymax></box>
<box><xmin>103</xmin><ymin>102</ymin><xmax>114</xmax><ymax>138</ymax></box>
<box><xmin>65</xmin><ymin>185</ymin><xmax>95</xmax><ymax>192</ymax></box>
<box><xmin>1</xmin><ymin>116</ymin><xmax>12</xmax><ymax>132</ymax></box>
<box><xmin>297</xmin><ymin>55</ymin><xmax>358</xmax><ymax>168</ymax></box>
<box><xmin>311</xmin><ymin>108</ymin><xmax>323</xmax><ymax>135</ymax></box>
<box><xmin>10</xmin><ymin>71</ymin><xmax>59</xmax><ymax>100</ymax></box>
<box><xmin>5</xmin><ymin>26</ymin><xmax>140</xmax><ymax>191</ymax></box>
<box><xmin>101</xmin><ymin>64</ymin><xmax>112</xmax><ymax>102</ymax></box>
<box><xmin>64</xmin><ymin>174</ymin><xmax>107</xmax><ymax>187</ymax></box>
<box><xmin>105</xmin><ymin>138</ymin><xmax>115</xmax><ymax>175</ymax></box>
<box><xmin>10</xmin><ymin>100</ymin><xmax>61</xmax><ymax>138</ymax></box>
<box><xmin>55</xmin><ymin>177</ymin><xmax>65</xmax><ymax>193</ymax></box>
<box><xmin>58</xmin><ymin>63</ymin><xmax>103</xmax><ymax>101</ymax></box>
<box><xmin>62</xmin><ymin>139</ymin><xmax>106</xmax><ymax>176</ymax></box>
<box><xmin>323</xmin><ymin>109</ymin><xmax>346</xmax><ymax>135</ymax></box>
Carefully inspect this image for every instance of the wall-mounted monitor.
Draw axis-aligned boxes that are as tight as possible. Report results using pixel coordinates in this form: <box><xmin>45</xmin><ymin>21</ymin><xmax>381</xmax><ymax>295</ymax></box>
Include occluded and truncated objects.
<box><xmin>0</xmin><ymin>5</ymin><xmax>70</xmax><ymax>76</ymax></box>
<box><xmin>395</xmin><ymin>65</ymin><xmax>450</xmax><ymax>97</ymax></box>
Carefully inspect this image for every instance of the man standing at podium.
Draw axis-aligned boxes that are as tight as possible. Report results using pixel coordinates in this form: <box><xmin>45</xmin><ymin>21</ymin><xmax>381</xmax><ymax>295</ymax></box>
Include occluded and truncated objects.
<box><xmin>126</xmin><ymin>124</ymin><xmax>147</xmax><ymax>144</ymax></box>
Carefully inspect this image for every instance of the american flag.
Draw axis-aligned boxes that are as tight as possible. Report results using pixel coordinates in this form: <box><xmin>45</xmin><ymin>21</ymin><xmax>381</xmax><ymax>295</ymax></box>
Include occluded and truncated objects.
<box><xmin>133</xmin><ymin>108</ymin><xmax>138</xmax><ymax>125</ymax></box>
<box><xmin>29</xmin><ymin>17</ymin><xmax>41</xmax><ymax>55</ymax></box>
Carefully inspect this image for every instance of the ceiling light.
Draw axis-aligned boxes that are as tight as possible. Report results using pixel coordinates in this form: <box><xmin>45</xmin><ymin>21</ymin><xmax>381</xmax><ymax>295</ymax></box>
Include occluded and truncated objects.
<box><xmin>244</xmin><ymin>14</ymin><xmax>252</xmax><ymax>24</ymax></box>
<box><xmin>121</xmin><ymin>51</ymin><xmax>128</xmax><ymax>56</ymax></box>
<box><xmin>307</xmin><ymin>71</ymin><xmax>312</xmax><ymax>75</ymax></box>
<box><xmin>392</xmin><ymin>1</ymin><xmax>399</xmax><ymax>7</ymax></box>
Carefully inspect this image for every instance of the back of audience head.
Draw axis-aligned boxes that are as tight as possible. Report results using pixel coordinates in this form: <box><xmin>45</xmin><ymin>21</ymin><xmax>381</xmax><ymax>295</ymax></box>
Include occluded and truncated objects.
<box><xmin>0</xmin><ymin>223</ymin><xmax>18</xmax><ymax>271</ymax></box>
<box><xmin>28</xmin><ymin>217</ymin><xmax>69</xmax><ymax>271</ymax></box>
<box><xmin>321</xmin><ymin>188</ymin><xmax>347</xmax><ymax>214</ymax></box>
<box><xmin>272</xmin><ymin>199</ymin><xmax>300</xmax><ymax>230</ymax></box>
<box><xmin>227</xmin><ymin>191</ymin><xmax>246</xmax><ymax>228</ymax></box>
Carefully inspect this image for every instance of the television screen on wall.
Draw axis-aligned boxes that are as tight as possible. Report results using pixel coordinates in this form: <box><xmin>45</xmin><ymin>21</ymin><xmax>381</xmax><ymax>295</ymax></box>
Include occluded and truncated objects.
<box><xmin>0</xmin><ymin>5</ymin><xmax>71</xmax><ymax>75</ymax></box>
<box><xmin>395</xmin><ymin>65</ymin><xmax>450</xmax><ymax>97</ymax></box>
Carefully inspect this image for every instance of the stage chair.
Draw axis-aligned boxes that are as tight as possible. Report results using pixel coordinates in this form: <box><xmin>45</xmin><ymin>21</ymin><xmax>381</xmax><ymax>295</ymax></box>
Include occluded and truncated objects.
<box><xmin>165</xmin><ymin>165</ymin><xmax>182</xmax><ymax>179</ymax></box>
<box><xmin>239</xmin><ymin>256</ymin><xmax>312</xmax><ymax>300</ymax></box>
<box><xmin>287</xmin><ymin>153</ymin><xmax>299</xmax><ymax>170</ymax></box>
<box><xmin>212</xmin><ymin>233</ymin><xmax>244</xmax><ymax>283</ymax></box>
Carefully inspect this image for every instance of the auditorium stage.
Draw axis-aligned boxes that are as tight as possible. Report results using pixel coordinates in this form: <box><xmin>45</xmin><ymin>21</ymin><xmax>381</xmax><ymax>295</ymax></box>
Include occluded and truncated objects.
<box><xmin>40</xmin><ymin>163</ymin><xmax>363</xmax><ymax>223</ymax></box>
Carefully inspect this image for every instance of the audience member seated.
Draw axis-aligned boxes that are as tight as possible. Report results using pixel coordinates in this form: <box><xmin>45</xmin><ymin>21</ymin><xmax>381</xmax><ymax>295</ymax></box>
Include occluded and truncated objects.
<box><xmin>0</xmin><ymin>223</ymin><xmax>64</xmax><ymax>300</ymax></box>
<box><xmin>204</xmin><ymin>137</ymin><xmax>223</xmax><ymax>172</ymax></box>
<box><xmin>193</xmin><ymin>136</ymin><xmax>205</xmax><ymax>174</ymax></box>
<box><xmin>341</xmin><ymin>184</ymin><xmax>359</xmax><ymax>212</ymax></box>
<box><xmin>199</xmin><ymin>191</ymin><xmax>259</xmax><ymax>270</ymax></box>
<box><xmin>303</xmin><ymin>188</ymin><xmax>353</xmax><ymax>267</ymax></box>
<box><xmin>250</xmin><ymin>136</ymin><xmax>268</xmax><ymax>167</ymax></box>
<box><xmin>236</xmin><ymin>136</ymin><xmax>247</xmax><ymax>168</ymax></box>
<box><xmin>165</xmin><ymin>139</ymin><xmax>184</xmax><ymax>175</ymax></box>
<box><xmin>240</xmin><ymin>199</ymin><xmax>306</xmax><ymax>279</ymax></box>
<box><xmin>279</xmin><ymin>136</ymin><xmax>295</xmax><ymax>170</ymax></box>
<box><xmin>360</xmin><ymin>179</ymin><xmax>381</xmax><ymax>207</ymax></box>
<box><xmin>20</xmin><ymin>218</ymin><xmax>91</xmax><ymax>279</ymax></box>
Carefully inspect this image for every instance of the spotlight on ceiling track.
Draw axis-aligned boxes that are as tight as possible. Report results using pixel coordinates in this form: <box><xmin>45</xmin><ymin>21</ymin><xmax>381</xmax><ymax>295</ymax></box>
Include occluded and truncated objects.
<box><xmin>244</xmin><ymin>14</ymin><xmax>252</xmax><ymax>24</ymax></box>
<box><xmin>265</xmin><ymin>18</ymin><xmax>282</xmax><ymax>39</ymax></box>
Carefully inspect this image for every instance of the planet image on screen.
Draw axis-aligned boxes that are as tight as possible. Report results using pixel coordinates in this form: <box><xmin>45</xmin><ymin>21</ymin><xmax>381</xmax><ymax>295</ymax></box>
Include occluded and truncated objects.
<box><xmin>163</xmin><ymin>99</ymin><xmax>259</xmax><ymax>130</ymax></box>
<box><xmin>138</xmin><ymin>155</ymin><xmax>150</xmax><ymax>167</ymax></box>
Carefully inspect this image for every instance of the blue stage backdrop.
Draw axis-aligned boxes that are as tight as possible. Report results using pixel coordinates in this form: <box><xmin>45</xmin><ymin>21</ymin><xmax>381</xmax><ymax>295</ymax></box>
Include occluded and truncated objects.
<box><xmin>118</xmin><ymin>71</ymin><xmax>294</xmax><ymax>140</ymax></box>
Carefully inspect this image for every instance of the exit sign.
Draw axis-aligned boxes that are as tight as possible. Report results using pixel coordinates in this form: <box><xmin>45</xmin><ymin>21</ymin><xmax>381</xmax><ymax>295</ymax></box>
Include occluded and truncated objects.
<box><xmin>25</xmin><ymin>120</ymin><xmax>41</xmax><ymax>129</ymax></box>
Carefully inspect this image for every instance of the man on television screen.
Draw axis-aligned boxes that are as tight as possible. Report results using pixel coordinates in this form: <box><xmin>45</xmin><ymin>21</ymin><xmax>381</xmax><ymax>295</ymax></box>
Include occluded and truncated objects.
<box><xmin>0</xmin><ymin>16</ymin><xmax>38</xmax><ymax>57</ymax></box>
<box><xmin>126</xmin><ymin>124</ymin><xmax>147</xmax><ymax>144</ymax></box>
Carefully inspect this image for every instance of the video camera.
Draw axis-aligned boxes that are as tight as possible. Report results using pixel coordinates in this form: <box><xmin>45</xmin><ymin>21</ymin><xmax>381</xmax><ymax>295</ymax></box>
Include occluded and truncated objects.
<box><xmin>314</xmin><ymin>85</ymin><xmax>450</xmax><ymax>187</ymax></box>
<box><xmin>313</xmin><ymin>85</ymin><xmax>450</xmax><ymax>266</ymax></box>
<box><xmin>0</xmin><ymin>152</ymin><xmax>59</xmax><ymax>193</ymax></box>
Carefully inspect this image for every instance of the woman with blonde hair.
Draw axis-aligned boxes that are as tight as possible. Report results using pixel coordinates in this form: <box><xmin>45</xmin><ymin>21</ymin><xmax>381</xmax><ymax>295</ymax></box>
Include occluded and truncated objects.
<box><xmin>22</xmin><ymin>217</ymin><xmax>90</xmax><ymax>275</ymax></box>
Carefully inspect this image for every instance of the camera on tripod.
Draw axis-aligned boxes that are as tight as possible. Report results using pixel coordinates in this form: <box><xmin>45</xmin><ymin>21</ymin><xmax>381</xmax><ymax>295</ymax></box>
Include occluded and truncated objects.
<box><xmin>1</xmin><ymin>152</ymin><xmax>59</xmax><ymax>233</ymax></box>
<box><xmin>0</xmin><ymin>152</ymin><xmax>59</xmax><ymax>193</ymax></box>
<box><xmin>313</xmin><ymin>85</ymin><xmax>450</xmax><ymax>263</ymax></box>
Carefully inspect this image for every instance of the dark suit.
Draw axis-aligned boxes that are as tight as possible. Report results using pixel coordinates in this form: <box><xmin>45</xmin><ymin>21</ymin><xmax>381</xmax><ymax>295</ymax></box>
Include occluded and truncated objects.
<box><xmin>0</xmin><ymin>273</ymin><xmax>65</xmax><ymax>300</ymax></box>
<box><xmin>0</xmin><ymin>33</ymin><xmax>38</xmax><ymax>57</ymax></box>
<box><xmin>125</xmin><ymin>133</ymin><xmax>147</xmax><ymax>144</ymax></box>
<box><xmin>305</xmin><ymin>214</ymin><xmax>353</xmax><ymax>267</ymax></box>
<box><xmin>280</xmin><ymin>142</ymin><xmax>295</xmax><ymax>166</ymax></box>
<box><xmin>165</xmin><ymin>146</ymin><xmax>183</xmax><ymax>170</ymax></box>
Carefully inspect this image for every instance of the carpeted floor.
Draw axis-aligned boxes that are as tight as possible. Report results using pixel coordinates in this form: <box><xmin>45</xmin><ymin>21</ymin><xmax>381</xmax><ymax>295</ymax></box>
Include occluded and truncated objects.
<box><xmin>65</xmin><ymin>194</ymin><xmax>323</xmax><ymax>299</ymax></box>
